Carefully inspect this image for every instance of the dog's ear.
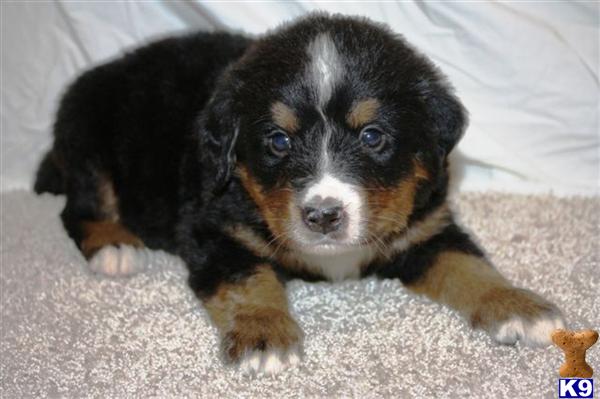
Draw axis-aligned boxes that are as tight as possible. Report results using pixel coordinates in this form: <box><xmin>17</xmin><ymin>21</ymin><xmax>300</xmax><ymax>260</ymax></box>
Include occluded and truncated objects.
<box><xmin>197</xmin><ymin>85</ymin><xmax>240</xmax><ymax>195</ymax></box>
<box><xmin>419</xmin><ymin>78</ymin><xmax>468</xmax><ymax>156</ymax></box>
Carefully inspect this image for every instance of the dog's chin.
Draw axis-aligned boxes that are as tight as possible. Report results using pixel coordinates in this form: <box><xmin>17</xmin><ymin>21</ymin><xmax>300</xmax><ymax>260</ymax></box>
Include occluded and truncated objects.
<box><xmin>292</xmin><ymin>237</ymin><xmax>364</xmax><ymax>256</ymax></box>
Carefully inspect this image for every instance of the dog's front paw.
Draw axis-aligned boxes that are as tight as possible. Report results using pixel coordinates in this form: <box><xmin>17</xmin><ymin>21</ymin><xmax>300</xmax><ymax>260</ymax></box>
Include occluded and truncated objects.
<box><xmin>471</xmin><ymin>287</ymin><xmax>565</xmax><ymax>347</ymax></box>
<box><xmin>88</xmin><ymin>245</ymin><xmax>148</xmax><ymax>277</ymax></box>
<box><xmin>237</xmin><ymin>345</ymin><xmax>302</xmax><ymax>375</ymax></box>
<box><xmin>222</xmin><ymin>309</ymin><xmax>303</xmax><ymax>375</ymax></box>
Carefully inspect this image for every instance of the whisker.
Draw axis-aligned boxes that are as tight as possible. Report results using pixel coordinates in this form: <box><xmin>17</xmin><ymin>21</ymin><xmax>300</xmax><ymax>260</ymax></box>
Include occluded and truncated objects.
<box><xmin>260</xmin><ymin>231</ymin><xmax>288</xmax><ymax>254</ymax></box>
<box><xmin>271</xmin><ymin>236</ymin><xmax>290</xmax><ymax>259</ymax></box>
<box><xmin>370</xmin><ymin>214</ymin><xmax>408</xmax><ymax>224</ymax></box>
<box><xmin>366</xmin><ymin>231</ymin><xmax>391</xmax><ymax>261</ymax></box>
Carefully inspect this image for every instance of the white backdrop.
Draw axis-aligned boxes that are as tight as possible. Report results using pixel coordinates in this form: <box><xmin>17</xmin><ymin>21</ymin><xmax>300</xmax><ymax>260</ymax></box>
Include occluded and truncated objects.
<box><xmin>2</xmin><ymin>1</ymin><xmax>598</xmax><ymax>195</ymax></box>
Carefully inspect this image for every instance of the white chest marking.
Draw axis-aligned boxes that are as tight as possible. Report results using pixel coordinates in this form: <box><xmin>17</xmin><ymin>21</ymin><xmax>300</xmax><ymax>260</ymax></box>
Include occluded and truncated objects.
<box><xmin>296</xmin><ymin>246</ymin><xmax>376</xmax><ymax>281</ymax></box>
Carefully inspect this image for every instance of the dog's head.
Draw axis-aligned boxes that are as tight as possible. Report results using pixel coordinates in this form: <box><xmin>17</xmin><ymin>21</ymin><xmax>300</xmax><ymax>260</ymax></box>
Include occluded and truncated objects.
<box><xmin>200</xmin><ymin>14</ymin><xmax>467</xmax><ymax>255</ymax></box>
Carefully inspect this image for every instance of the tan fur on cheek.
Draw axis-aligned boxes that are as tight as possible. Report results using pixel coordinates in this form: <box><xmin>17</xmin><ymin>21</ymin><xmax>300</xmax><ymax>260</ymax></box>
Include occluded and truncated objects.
<box><xmin>237</xmin><ymin>165</ymin><xmax>292</xmax><ymax>240</ymax></box>
<box><xmin>367</xmin><ymin>161</ymin><xmax>429</xmax><ymax>237</ymax></box>
<box><xmin>367</xmin><ymin>176</ymin><xmax>417</xmax><ymax>237</ymax></box>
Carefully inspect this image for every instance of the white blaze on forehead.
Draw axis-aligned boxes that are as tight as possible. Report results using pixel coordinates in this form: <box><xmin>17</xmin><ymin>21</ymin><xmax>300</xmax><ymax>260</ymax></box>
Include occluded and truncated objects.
<box><xmin>303</xmin><ymin>173</ymin><xmax>363</xmax><ymax>240</ymax></box>
<box><xmin>307</xmin><ymin>33</ymin><xmax>343</xmax><ymax>108</ymax></box>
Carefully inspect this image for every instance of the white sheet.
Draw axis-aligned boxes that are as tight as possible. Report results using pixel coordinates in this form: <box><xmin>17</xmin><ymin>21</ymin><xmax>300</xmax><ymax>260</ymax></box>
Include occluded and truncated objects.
<box><xmin>2</xmin><ymin>2</ymin><xmax>598</xmax><ymax>195</ymax></box>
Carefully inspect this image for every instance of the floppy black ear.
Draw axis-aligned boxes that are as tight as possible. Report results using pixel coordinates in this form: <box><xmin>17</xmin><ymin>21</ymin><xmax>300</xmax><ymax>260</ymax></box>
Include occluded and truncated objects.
<box><xmin>197</xmin><ymin>87</ymin><xmax>239</xmax><ymax>195</ymax></box>
<box><xmin>421</xmin><ymin>79</ymin><xmax>468</xmax><ymax>155</ymax></box>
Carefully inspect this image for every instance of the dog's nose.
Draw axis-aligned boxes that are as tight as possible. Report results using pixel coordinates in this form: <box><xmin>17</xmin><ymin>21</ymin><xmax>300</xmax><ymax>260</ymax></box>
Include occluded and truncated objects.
<box><xmin>302</xmin><ymin>203</ymin><xmax>344</xmax><ymax>234</ymax></box>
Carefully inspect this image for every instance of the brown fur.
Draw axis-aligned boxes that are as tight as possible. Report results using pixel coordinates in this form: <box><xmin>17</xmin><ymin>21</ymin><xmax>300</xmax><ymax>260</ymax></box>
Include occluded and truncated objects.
<box><xmin>230</xmin><ymin>161</ymin><xmax>441</xmax><ymax>277</ymax></box>
<box><xmin>347</xmin><ymin>98</ymin><xmax>380</xmax><ymax>129</ymax></box>
<box><xmin>237</xmin><ymin>165</ymin><xmax>292</xmax><ymax>241</ymax></box>
<box><xmin>81</xmin><ymin>221</ymin><xmax>143</xmax><ymax>258</ymax></box>
<box><xmin>367</xmin><ymin>161</ymin><xmax>428</xmax><ymax>238</ymax></box>
<box><xmin>471</xmin><ymin>287</ymin><xmax>556</xmax><ymax>326</ymax></box>
<box><xmin>271</xmin><ymin>101</ymin><xmax>300</xmax><ymax>133</ymax></box>
<box><xmin>203</xmin><ymin>265</ymin><xmax>301</xmax><ymax>361</ymax></box>
<box><xmin>409</xmin><ymin>251</ymin><xmax>557</xmax><ymax>330</ymax></box>
<box><xmin>408</xmin><ymin>251</ymin><xmax>508</xmax><ymax>316</ymax></box>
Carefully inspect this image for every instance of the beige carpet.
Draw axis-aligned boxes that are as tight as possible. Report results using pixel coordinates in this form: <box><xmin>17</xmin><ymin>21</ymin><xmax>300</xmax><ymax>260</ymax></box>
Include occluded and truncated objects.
<box><xmin>1</xmin><ymin>190</ymin><xmax>598</xmax><ymax>398</ymax></box>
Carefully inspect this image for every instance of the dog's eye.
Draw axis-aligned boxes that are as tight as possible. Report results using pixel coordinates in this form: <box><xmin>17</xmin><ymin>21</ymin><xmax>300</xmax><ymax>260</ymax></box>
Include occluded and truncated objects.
<box><xmin>268</xmin><ymin>131</ymin><xmax>291</xmax><ymax>157</ymax></box>
<box><xmin>359</xmin><ymin>127</ymin><xmax>385</xmax><ymax>150</ymax></box>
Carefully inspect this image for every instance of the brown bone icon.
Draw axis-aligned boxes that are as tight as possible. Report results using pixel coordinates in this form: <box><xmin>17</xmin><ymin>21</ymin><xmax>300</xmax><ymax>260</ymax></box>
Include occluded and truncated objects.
<box><xmin>552</xmin><ymin>329</ymin><xmax>598</xmax><ymax>378</ymax></box>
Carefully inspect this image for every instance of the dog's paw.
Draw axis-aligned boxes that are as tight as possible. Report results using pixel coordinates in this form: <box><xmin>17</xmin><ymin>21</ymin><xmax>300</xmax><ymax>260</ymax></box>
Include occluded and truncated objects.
<box><xmin>88</xmin><ymin>245</ymin><xmax>148</xmax><ymax>277</ymax></box>
<box><xmin>222</xmin><ymin>309</ymin><xmax>303</xmax><ymax>375</ymax></box>
<box><xmin>238</xmin><ymin>345</ymin><xmax>302</xmax><ymax>375</ymax></box>
<box><xmin>471</xmin><ymin>287</ymin><xmax>565</xmax><ymax>347</ymax></box>
<box><xmin>492</xmin><ymin>313</ymin><xmax>565</xmax><ymax>347</ymax></box>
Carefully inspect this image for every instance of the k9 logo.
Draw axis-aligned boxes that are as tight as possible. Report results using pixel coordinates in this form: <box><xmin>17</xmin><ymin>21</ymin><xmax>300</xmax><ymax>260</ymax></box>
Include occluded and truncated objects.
<box><xmin>558</xmin><ymin>379</ymin><xmax>594</xmax><ymax>398</ymax></box>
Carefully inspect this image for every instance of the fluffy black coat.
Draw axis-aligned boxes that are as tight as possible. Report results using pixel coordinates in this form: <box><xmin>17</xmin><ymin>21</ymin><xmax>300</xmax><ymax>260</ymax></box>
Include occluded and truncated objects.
<box><xmin>35</xmin><ymin>13</ymin><xmax>563</xmax><ymax>373</ymax></box>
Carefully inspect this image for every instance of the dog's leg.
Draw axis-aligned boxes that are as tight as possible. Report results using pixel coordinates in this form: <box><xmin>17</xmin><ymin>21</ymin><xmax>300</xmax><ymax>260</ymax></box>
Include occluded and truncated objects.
<box><xmin>203</xmin><ymin>264</ymin><xmax>302</xmax><ymax>375</ymax></box>
<box><xmin>183</xmin><ymin>231</ymin><xmax>302</xmax><ymax>375</ymax></box>
<box><xmin>381</xmin><ymin>224</ymin><xmax>564</xmax><ymax>347</ymax></box>
<box><xmin>61</xmin><ymin>166</ymin><xmax>147</xmax><ymax>276</ymax></box>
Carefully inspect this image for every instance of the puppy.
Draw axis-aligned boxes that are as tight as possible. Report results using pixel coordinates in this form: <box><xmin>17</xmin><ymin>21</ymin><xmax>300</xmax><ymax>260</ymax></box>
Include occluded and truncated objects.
<box><xmin>35</xmin><ymin>13</ymin><xmax>564</xmax><ymax>374</ymax></box>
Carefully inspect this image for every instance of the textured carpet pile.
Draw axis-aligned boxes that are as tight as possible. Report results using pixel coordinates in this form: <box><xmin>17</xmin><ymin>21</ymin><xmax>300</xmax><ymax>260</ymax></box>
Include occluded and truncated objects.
<box><xmin>1</xmin><ymin>191</ymin><xmax>598</xmax><ymax>398</ymax></box>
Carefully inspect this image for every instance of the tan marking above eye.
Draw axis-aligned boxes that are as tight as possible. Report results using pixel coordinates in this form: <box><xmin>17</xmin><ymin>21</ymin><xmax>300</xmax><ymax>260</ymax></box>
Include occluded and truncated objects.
<box><xmin>271</xmin><ymin>101</ymin><xmax>300</xmax><ymax>133</ymax></box>
<box><xmin>347</xmin><ymin>98</ymin><xmax>380</xmax><ymax>129</ymax></box>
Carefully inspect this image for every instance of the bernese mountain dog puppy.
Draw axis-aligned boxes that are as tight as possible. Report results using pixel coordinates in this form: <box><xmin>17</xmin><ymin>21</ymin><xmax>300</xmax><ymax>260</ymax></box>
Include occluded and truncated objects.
<box><xmin>35</xmin><ymin>13</ymin><xmax>564</xmax><ymax>375</ymax></box>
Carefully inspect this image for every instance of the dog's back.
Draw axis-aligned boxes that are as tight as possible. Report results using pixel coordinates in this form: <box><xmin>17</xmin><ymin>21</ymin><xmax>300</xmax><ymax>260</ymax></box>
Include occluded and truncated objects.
<box><xmin>35</xmin><ymin>31</ymin><xmax>252</xmax><ymax>252</ymax></box>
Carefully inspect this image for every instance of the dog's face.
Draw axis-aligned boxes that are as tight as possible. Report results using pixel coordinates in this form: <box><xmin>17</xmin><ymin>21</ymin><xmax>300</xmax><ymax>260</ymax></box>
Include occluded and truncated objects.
<box><xmin>200</xmin><ymin>15</ymin><xmax>466</xmax><ymax>255</ymax></box>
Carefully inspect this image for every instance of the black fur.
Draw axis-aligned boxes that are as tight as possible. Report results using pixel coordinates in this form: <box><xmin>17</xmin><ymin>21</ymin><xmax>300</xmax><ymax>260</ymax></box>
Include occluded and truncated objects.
<box><xmin>366</xmin><ymin>223</ymin><xmax>484</xmax><ymax>283</ymax></box>
<box><xmin>35</xmin><ymin>12</ymin><xmax>477</xmax><ymax>286</ymax></box>
<box><xmin>40</xmin><ymin>31</ymin><xmax>252</xmax><ymax>252</ymax></box>
<box><xmin>34</xmin><ymin>151</ymin><xmax>64</xmax><ymax>194</ymax></box>
<box><xmin>35</xmin><ymin>13</ymin><xmax>505</xmax><ymax>360</ymax></box>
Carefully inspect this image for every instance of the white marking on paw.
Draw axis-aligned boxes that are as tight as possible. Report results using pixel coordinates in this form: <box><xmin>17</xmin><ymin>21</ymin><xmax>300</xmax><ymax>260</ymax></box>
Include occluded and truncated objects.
<box><xmin>88</xmin><ymin>245</ymin><xmax>148</xmax><ymax>277</ymax></box>
<box><xmin>493</xmin><ymin>314</ymin><xmax>565</xmax><ymax>347</ymax></box>
<box><xmin>239</xmin><ymin>346</ymin><xmax>302</xmax><ymax>376</ymax></box>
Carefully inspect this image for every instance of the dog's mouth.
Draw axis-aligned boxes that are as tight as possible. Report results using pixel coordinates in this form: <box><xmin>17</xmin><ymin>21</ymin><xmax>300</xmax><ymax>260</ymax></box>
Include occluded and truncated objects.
<box><xmin>287</xmin><ymin>221</ymin><xmax>369</xmax><ymax>255</ymax></box>
<box><xmin>292</xmin><ymin>239</ymin><xmax>364</xmax><ymax>255</ymax></box>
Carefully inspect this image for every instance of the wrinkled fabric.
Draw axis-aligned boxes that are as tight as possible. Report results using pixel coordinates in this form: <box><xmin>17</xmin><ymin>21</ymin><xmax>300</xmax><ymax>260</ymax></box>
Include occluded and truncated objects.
<box><xmin>1</xmin><ymin>2</ymin><xmax>598</xmax><ymax>193</ymax></box>
<box><xmin>1</xmin><ymin>190</ymin><xmax>598</xmax><ymax>397</ymax></box>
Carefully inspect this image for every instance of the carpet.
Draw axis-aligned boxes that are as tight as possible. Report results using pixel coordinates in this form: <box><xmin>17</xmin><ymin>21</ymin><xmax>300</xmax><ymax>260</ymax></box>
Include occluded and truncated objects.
<box><xmin>1</xmin><ymin>190</ymin><xmax>598</xmax><ymax>398</ymax></box>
